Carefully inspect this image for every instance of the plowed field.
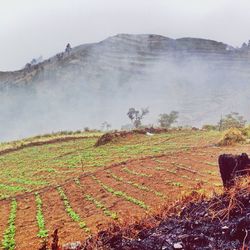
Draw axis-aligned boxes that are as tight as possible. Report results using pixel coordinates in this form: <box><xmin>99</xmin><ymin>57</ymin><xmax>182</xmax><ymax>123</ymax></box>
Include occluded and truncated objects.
<box><xmin>0</xmin><ymin>130</ymin><xmax>247</xmax><ymax>249</ymax></box>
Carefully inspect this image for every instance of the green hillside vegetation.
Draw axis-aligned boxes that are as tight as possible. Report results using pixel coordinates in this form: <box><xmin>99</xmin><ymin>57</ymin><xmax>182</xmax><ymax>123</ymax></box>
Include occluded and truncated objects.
<box><xmin>0</xmin><ymin>130</ymin><xmax>219</xmax><ymax>199</ymax></box>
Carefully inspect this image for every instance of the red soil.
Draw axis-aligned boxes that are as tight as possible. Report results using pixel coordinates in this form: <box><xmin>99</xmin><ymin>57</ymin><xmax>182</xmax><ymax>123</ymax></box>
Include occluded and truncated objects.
<box><xmin>40</xmin><ymin>188</ymin><xmax>88</xmax><ymax>248</ymax></box>
<box><xmin>0</xmin><ymin>201</ymin><xmax>10</xmax><ymax>246</ymax></box>
<box><xmin>15</xmin><ymin>196</ymin><xmax>40</xmax><ymax>250</ymax></box>
<box><xmin>1</xmin><ymin>143</ymin><xmax>250</xmax><ymax>249</ymax></box>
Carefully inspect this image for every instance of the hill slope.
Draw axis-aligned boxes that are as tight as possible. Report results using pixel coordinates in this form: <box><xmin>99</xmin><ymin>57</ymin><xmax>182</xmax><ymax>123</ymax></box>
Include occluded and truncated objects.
<box><xmin>1</xmin><ymin>34</ymin><xmax>250</xmax><ymax>141</ymax></box>
<box><xmin>0</xmin><ymin>130</ymin><xmax>221</xmax><ymax>249</ymax></box>
<box><xmin>0</xmin><ymin>129</ymin><xmax>250</xmax><ymax>249</ymax></box>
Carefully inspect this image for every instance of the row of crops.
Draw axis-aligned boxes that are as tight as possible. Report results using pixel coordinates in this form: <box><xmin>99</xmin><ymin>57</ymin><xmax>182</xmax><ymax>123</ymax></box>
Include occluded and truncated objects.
<box><xmin>0</xmin><ymin>172</ymin><xmax>158</xmax><ymax>249</ymax></box>
<box><xmin>0</xmin><ymin>153</ymin><xmax>221</xmax><ymax>250</ymax></box>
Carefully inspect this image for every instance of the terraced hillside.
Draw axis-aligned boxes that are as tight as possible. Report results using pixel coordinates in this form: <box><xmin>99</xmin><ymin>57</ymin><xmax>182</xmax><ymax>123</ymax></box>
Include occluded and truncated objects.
<box><xmin>0</xmin><ymin>130</ymin><xmax>249</xmax><ymax>249</ymax></box>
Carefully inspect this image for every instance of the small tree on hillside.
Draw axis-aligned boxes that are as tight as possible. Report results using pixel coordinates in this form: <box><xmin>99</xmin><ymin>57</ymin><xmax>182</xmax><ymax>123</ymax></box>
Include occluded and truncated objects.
<box><xmin>158</xmin><ymin>111</ymin><xmax>179</xmax><ymax>128</ymax></box>
<box><xmin>218</xmin><ymin>112</ymin><xmax>246</xmax><ymax>131</ymax></box>
<box><xmin>127</xmin><ymin>107</ymin><xmax>149</xmax><ymax>128</ymax></box>
<box><xmin>65</xmin><ymin>43</ymin><xmax>72</xmax><ymax>54</ymax></box>
<box><xmin>202</xmin><ymin>124</ymin><xmax>217</xmax><ymax>131</ymax></box>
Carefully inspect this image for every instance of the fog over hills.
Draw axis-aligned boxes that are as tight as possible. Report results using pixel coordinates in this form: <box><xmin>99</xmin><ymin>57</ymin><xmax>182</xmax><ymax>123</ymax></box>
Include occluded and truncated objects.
<box><xmin>1</xmin><ymin>34</ymin><xmax>250</xmax><ymax>141</ymax></box>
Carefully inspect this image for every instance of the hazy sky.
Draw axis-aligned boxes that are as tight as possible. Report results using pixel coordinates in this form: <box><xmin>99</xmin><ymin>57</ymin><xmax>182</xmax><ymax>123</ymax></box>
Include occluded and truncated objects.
<box><xmin>1</xmin><ymin>0</ymin><xmax>250</xmax><ymax>71</ymax></box>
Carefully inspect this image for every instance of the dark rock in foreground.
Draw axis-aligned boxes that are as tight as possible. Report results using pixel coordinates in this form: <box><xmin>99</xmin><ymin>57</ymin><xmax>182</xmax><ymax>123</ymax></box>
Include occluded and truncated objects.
<box><xmin>219</xmin><ymin>153</ymin><xmax>250</xmax><ymax>188</ymax></box>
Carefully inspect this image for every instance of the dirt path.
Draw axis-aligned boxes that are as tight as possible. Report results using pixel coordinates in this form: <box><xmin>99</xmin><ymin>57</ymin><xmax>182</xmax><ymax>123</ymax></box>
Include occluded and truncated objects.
<box><xmin>41</xmin><ymin>188</ymin><xmax>89</xmax><ymax>247</ymax></box>
<box><xmin>0</xmin><ymin>201</ymin><xmax>10</xmax><ymax>250</ymax></box>
<box><xmin>15</xmin><ymin>196</ymin><xmax>40</xmax><ymax>250</ymax></box>
<box><xmin>63</xmin><ymin>182</ymin><xmax>111</xmax><ymax>233</ymax></box>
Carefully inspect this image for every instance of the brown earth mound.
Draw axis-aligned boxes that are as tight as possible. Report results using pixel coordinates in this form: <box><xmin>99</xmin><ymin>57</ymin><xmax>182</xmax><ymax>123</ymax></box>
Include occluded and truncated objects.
<box><xmin>95</xmin><ymin>128</ymin><xmax>169</xmax><ymax>147</ymax></box>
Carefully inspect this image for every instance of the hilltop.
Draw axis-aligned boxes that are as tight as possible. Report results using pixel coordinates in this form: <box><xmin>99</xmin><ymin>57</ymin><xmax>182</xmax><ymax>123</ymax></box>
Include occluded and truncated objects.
<box><xmin>1</xmin><ymin>34</ymin><xmax>249</xmax><ymax>87</ymax></box>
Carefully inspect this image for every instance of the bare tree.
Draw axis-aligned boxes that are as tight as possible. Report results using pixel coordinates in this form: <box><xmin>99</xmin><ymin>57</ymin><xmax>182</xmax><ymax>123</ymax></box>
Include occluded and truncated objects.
<box><xmin>127</xmin><ymin>107</ymin><xmax>149</xmax><ymax>128</ymax></box>
<box><xmin>159</xmin><ymin>111</ymin><xmax>179</xmax><ymax>128</ymax></box>
<box><xmin>101</xmin><ymin>121</ymin><xmax>112</xmax><ymax>131</ymax></box>
<box><xmin>65</xmin><ymin>43</ymin><xmax>72</xmax><ymax>54</ymax></box>
<box><xmin>218</xmin><ymin>112</ymin><xmax>246</xmax><ymax>131</ymax></box>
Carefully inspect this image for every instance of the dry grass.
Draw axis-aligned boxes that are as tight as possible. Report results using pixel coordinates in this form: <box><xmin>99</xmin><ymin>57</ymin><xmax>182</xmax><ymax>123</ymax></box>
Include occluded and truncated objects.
<box><xmin>218</xmin><ymin>128</ymin><xmax>246</xmax><ymax>146</ymax></box>
<box><xmin>208</xmin><ymin>176</ymin><xmax>250</xmax><ymax>221</ymax></box>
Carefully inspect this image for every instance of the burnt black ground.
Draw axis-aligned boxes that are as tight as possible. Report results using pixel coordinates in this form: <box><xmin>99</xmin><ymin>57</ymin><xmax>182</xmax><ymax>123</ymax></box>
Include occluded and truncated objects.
<box><xmin>81</xmin><ymin>190</ymin><xmax>250</xmax><ymax>250</ymax></box>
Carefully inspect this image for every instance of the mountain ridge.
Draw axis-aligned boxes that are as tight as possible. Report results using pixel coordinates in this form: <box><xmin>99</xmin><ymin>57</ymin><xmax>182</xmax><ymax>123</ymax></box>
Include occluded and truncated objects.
<box><xmin>0</xmin><ymin>34</ymin><xmax>245</xmax><ymax>84</ymax></box>
<box><xmin>1</xmin><ymin>34</ymin><xmax>250</xmax><ymax>141</ymax></box>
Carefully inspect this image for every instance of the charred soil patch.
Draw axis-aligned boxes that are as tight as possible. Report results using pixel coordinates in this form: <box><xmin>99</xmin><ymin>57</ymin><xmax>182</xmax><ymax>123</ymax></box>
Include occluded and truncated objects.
<box><xmin>83</xmin><ymin>180</ymin><xmax>250</xmax><ymax>249</ymax></box>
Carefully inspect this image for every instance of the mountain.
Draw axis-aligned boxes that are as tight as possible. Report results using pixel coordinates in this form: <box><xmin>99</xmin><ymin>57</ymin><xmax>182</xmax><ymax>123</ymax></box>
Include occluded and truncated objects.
<box><xmin>1</xmin><ymin>34</ymin><xmax>250</xmax><ymax>141</ymax></box>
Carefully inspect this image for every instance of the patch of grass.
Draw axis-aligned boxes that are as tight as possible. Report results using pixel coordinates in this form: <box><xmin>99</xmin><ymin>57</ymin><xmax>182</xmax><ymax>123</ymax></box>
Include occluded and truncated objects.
<box><xmin>46</xmin><ymin>168</ymin><xmax>57</xmax><ymax>173</ymax></box>
<box><xmin>92</xmin><ymin>176</ymin><xmax>150</xmax><ymax>210</ymax></box>
<box><xmin>205</xmin><ymin>170</ymin><xmax>217</xmax><ymax>176</ymax></box>
<box><xmin>0</xmin><ymin>184</ymin><xmax>27</xmax><ymax>192</ymax></box>
<box><xmin>122</xmin><ymin>167</ymin><xmax>152</xmax><ymax>177</ymax></box>
<box><xmin>155</xmin><ymin>166</ymin><xmax>164</xmax><ymax>170</ymax></box>
<box><xmin>165</xmin><ymin>180</ymin><xmax>183</xmax><ymax>187</ymax></box>
<box><xmin>172</xmin><ymin>182</ymin><xmax>183</xmax><ymax>187</ymax></box>
<box><xmin>57</xmin><ymin>187</ymin><xmax>90</xmax><ymax>233</ymax></box>
<box><xmin>214</xmin><ymin>183</ymin><xmax>223</xmax><ymax>187</ymax></box>
<box><xmin>2</xmin><ymin>199</ymin><xmax>17</xmax><ymax>250</ymax></box>
<box><xmin>35</xmin><ymin>193</ymin><xmax>48</xmax><ymax>238</ymax></box>
<box><xmin>0</xmin><ymin>130</ymin><xmax>102</xmax><ymax>152</ymax></box>
<box><xmin>204</xmin><ymin>161</ymin><xmax>217</xmax><ymax>167</ymax></box>
<box><xmin>84</xmin><ymin>194</ymin><xmax>118</xmax><ymax>220</ymax></box>
<box><xmin>108</xmin><ymin>171</ymin><xmax>165</xmax><ymax>198</ymax></box>
<box><xmin>0</xmin><ymin>130</ymin><xmax>221</xmax><ymax>198</ymax></box>
<box><xmin>10</xmin><ymin>178</ymin><xmax>48</xmax><ymax>186</ymax></box>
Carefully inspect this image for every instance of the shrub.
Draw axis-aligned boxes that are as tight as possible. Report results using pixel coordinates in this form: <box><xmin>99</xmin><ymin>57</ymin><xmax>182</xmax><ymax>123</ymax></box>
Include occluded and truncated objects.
<box><xmin>202</xmin><ymin>124</ymin><xmax>217</xmax><ymax>131</ymax></box>
<box><xmin>158</xmin><ymin>111</ymin><xmax>179</xmax><ymax>128</ymax></box>
<box><xmin>218</xmin><ymin>128</ymin><xmax>246</xmax><ymax>146</ymax></box>
<box><xmin>241</xmin><ymin>125</ymin><xmax>250</xmax><ymax>138</ymax></box>
<box><xmin>127</xmin><ymin>107</ymin><xmax>149</xmax><ymax>128</ymax></box>
<box><xmin>84</xmin><ymin>127</ymin><xmax>90</xmax><ymax>132</ymax></box>
<box><xmin>218</xmin><ymin>112</ymin><xmax>246</xmax><ymax>131</ymax></box>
